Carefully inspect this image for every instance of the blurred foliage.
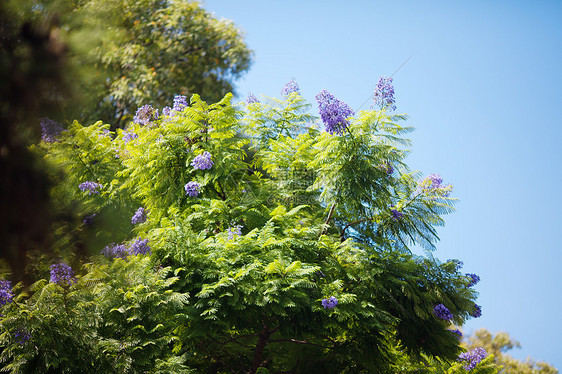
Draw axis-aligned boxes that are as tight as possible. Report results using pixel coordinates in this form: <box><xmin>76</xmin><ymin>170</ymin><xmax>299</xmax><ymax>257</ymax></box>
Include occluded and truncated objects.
<box><xmin>67</xmin><ymin>0</ymin><xmax>253</xmax><ymax>127</ymax></box>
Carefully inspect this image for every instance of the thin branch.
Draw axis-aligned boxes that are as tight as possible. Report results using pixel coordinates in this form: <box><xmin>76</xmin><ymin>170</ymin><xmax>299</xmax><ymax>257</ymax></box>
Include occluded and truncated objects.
<box><xmin>267</xmin><ymin>338</ymin><xmax>329</xmax><ymax>349</ymax></box>
<box><xmin>319</xmin><ymin>203</ymin><xmax>336</xmax><ymax>238</ymax></box>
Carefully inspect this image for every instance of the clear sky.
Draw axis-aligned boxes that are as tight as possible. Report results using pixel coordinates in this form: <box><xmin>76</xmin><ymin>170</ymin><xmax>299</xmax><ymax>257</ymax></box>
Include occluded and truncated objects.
<box><xmin>204</xmin><ymin>0</ymin><xmax>562</xmax><ymax>369</ymax></box>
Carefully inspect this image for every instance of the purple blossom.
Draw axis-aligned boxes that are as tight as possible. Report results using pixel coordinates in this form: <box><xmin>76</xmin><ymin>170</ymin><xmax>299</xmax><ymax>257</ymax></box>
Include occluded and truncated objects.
<box><xmin>470</xmin><ymin>304</ymin><xmax>482</xmax><ymax>318</ymax></box>
<box><xmin>447</xmin><ymin>259</ymin><xmax>464</xmax><ymax>271</ymax></box>
<box><xmin>162</xmin><ymin>106</ymin><xmax>171</xmax><ymax>116</ymax></box>
<box><xmin>383</xmin><ymin>161</ymin><xmax>394</xmax><ymax>175</ymax></box>
<box><xmin>390</xmin><ymin>207</ymin><xmax>404</xmax><ymax>221</ymax></box>
<box><xmin>131</xmin><ymin>207</ymin><xmax>147</xmax><ymax>225</ymax></box>
<box><xmin>191</xmin><ymin>151</ymin><xmax>214</xmax><ymax>170</ymax></box>
<box><xmin>184</xmin><ymin>181</ymin><xmax>200</xmax><ymax>197</ymax></box>
<box><xmin>102</xmin><ymin>243</ymin><xmax>129</xmax><ymax>259</ymax></box>
<box><xmin>433</xmin><ymin>303</ymin><xmax>453</xmax><ymax>321</ymax></box>
<box><xmin>0</xmin><ymin>280</ymin><xmax>13</xmax><ymax>307</ymax></box>
<box><xmin>227</xmin><ymin>225</ymin><xmax>243</xmax><ymax>240</ymax></box>
<box><xmin>50</xmin><ymin>262</ymin><xmax>76</xmax><ymax>286</ymax></box>
<box><xmin>133</xmin><ymin>104</ymin><xmax>158</xmax><ymax>125</ymax></box>
<box><xmin>83</xmin><ymin>213</ymin><xmax>96</xmax><ymax>225</ymax></box>
<box><xmin>449</xmin><ymin>329</ymin><xmax>463</xmax><ymax>339</ymax></box>
<box><xmin>321</xmin><ymin>296</ymin><xmax>338</xmax><ymax>309</ymax></box>
<box><xmin>173</xmin><ymin>95</ymin><xmax>188</xmax><ymax>112</ymax></box>
<box><xmin>40</xmin><ymin>118</ymin><xmax>64</xmax><ymax>143</ymax></box>
<box><xmin>458</xmin><ymin>347</ymin><xmax>487</xmax><ymax>370</ymax></box>
<box><xmin>246</xmin><ymin>93</ymin><xmax>260</xmax><ymax>104</ymax></box>
<box><xmin>373</xmin><ymin>76</ymin><xmax>396</xmax><ymax>111</ymax></box>
<box><xmin>316</xmin><ymin>89</ymin><xmax>354</xmax><ymax>135</ymax></box>
<box><xmin>14</xmin><ymin>328</ymin><xmax>31</xmax><ymax>345</ymax></box>
<box><xmin>466</xmin><ymin>273</ymin><xmax>481</xmax><ymax>287</ymax></box>
<box><xmin>129</xmin><ymin>238</ymin><xmax>151</xmax><ymax>256</ymax></box>
<box><xmin>123</xmin><ymin>131</ymin><xmax>138</xmax><ymax>144</ymax></box>
<box><xmin>79</xmin><ymin>181</ymin><xmax>102</xmax><ymax>195</ymax></box>
<box><xmin>281</xmin><ymin>78</ymin><xmax>300</xmax><ymax>96</ymax></box>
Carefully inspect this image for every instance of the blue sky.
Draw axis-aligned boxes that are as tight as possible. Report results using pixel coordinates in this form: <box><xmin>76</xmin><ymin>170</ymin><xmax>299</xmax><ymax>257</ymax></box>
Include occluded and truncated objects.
<box><xmin>204</xmin><ymin>0</ymin><xmax>562</xmax><ymax>369</ymax></box>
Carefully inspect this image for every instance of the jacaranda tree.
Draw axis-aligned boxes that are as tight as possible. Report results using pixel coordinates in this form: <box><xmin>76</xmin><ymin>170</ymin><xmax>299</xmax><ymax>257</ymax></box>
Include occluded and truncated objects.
<box><xmin>0</xmin><ymin>79</ymin><xmax>499</xmax><ymax>373</ymax></box>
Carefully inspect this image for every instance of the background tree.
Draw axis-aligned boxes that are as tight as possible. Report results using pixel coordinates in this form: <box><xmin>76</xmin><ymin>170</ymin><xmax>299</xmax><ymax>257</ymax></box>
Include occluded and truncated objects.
<box><xmin>465</xmin><ymin>329</ymin><xmax>558</xmax><ymax>374</ymax></box>
<box><xmin>69</xmin><ymin>0</ymin><xmax>253</xmax><ymax>127</ymax></box>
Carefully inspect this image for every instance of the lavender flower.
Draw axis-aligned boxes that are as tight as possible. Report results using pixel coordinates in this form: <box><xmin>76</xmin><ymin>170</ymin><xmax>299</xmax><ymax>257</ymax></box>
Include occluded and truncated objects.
<box><xmin>102</xmin><ymin>243</ymin><xmax>129</xmax><ymax>259</ymax></box>
<box><xmin>83</xmin><ymin>213</ymin><xmax>96</xmax><ymax>226</ymax></box>
<box><xmin>14</xmin><ymin>328</ymin><xmax>31</xmax><ymax>345</ymax></box>
<box><xmin>79</xmin><ymin>181</ymin><xmax>102</xmax><ymax>195</ymax></box>
<box><xmin>316</xmin><ymin>89</ymin><xmax>354</xmax><ymax>135</ymax></box>
<box><xmin>321</xmin><ymin>296</ymin><xmax>338</xmax><ymax>309</ymax></box>
<box><xmin>383</xmin><ymin>161</ymin><xmax>394</xmax><ymax>175</ymax></box>
<box><xmin>447</xmin><ymin>259</ymin><xmax>464</xmax><ymax>271</ymax></box>
<box><xmin>122</xmin><ymin>131</ymin><xmax>138</xmax><ymax>144</ymax></box>
<box><xmin>470</xmin><ymin>304</ymin><xmax>482</xmax><ymax>318</ymax></box>
<box><xmin>227</xmin><ymin>225</ymin><xmax>243</xmax><ymax>240</ymax></box>
<box><xmin>50</xmin><ymin>262</ymin><xmax>76</xmax><ymax>286</ymax></box>
<box><xmin>40</xmin><ymin>118</ymin><xmax>64</xmax><ymax>143</ymax></box>
<box><xmin>129</xmin><ymin>238</ymin><xmax>151</xmax><ymax>256</ymax></box>
<box><xmin>133</xmin><ymin>104</ymin><xmax>158</xmax><ymax>125</ymax></box>
<box><xmin>173</xmin><ymin>95</ymin><xmax>188</xmax><ymax>112</ymax></box>
<box><xmin>373</xmin><ymin>76</ymin><xmax>396</xmax><ymax>111</ymax></box>
<box><xmin>131</xmin><ymin>207</ymin><xmax>147</xmax><ymax>225</ymax></box>
<box><xmin>246</xmin><ymin>93</ymin><xmax>260</xmax><ymax>104</ymax></box>
<box><xmin>433</xmin><ymin>303</ymin><xmax>453</xmax><ymax>321</ymax></box>
<box><xmin>466</xmin><ymin>273</ymin><xmax>481</xmax><ymax>287</ymax></box>
<box><xmin>390</xmin><ymin>207</ymin><xmax>403</xmax><ymax>221</ymax></box>
<box><xmin>281</xmin><ymin>78</ymin><xmax>300</xmax><ymax>96</ymax></box>
<box><xmin>184</xmin><ymin>181</ymin><xmax>200</xmax><ymax>197</ymax></box>
<box><xmin>458</xmin><ymin>347</ymin><xmax>487</xmax><ymax>370</ymax></box>
<box><xmin>449</xmin><ymin>329</ymin><xmax>463</xmax><ymax>339</ymax></box>
<box><xmin>191</xmin><ymin>151</ymin><xmax>214</xmax><ymax>170</ymax></box>
<box><xmin>162</xmin><ymin>106</ymin><xmax>172</xmax><ymax>116</ymax></box>
<box><xmin>0</xmin><ymin>280</ymin><xmax>13</xmax><ymax>307</ymax></box>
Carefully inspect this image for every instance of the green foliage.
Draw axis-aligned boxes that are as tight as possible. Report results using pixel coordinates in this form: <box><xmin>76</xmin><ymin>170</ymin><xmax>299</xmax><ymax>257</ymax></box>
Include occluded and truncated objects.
<box><xmin>0</xmin><ymin>257</ymin><xmax>190</xmax><ymax>373</ymax></box>
<box><xmin>1</xmin><ymin>90</ymin><xmax>498</xmax><ymax>373</ymax></box>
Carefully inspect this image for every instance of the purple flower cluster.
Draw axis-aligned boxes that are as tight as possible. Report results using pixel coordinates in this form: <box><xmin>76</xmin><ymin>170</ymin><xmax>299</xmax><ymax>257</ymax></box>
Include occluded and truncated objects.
<box><xmin>449</xmin><ymin>329</ymin><xmax>463</xmax><ymax>339</ymax></box>
<box><xmin>246</xmin><ymin>93</ymin><xmax>260</xmax><ymax>104</ymax></box>
<box><xmin>322</xmin><ymin>296</ymin><xmax>338</xmax><ymax>309</ymax></box>
<box><xmin>316</xmin><ymin>90</ymin><xmax>354</xmax><ymax>135</ymax></box>
<box><xmin>123</xmin><ymin>131</ymin><xmax>138</xmax><ymax>144</ymax></box>
<box><xmin>433</xmin><ymin>303</ymin><xmax>453</xmax><ymax>321</ymax></box>
<box><xmin>383</xmin><ymin>161</ymin><xmax>394</xmax><ymax>175</ymax></box>
<box><xmin>447</xmin><ymin>259</ymin><xmax>464</xmax><ymax>271</ymax></box>
<box><xmin>83</xmin><ymin>213</ymin><xmax>96</xmax><ymax>226</ymax></box>
<box><xmin>470</xmin><ymin>304</ymin><xmax>482</xmax><ymax>318</ymax></box>
<box><xmin>466</xmin><ymin>273</ymin><xmax>481</xmax><ymax>287</ymax></box>
<box><xmin>184</xmin><ymin>181</ymin><xmax>200</xmax><ymax>197</ymax></box>
<box><xmin>129</xmin><ymin>238</ymin><xmax>151</xmax><ymax>256</ymax></box>
<box><xmin>173</xmin><ymin>95</ymin><xmax>188</xmax><ymax>112</ymax></box>
<box><xmin>391</xmin><ymin>207</ymin><xmax>404</xmax><ymax>221</ymax></box>
<box><xmin>79</xmin><ymin>181</ymin><xmax>102</xmax><ymax>195</ymax></box>
<box><xmin>133</xmin><ymin>104</ymin><xmax>158</xmax><ymax>125</ymax></box>
<box><xmin>458</xmin><ymin>347</ymin><xmax>487</xmax><ymax>370</ymax></box>
<box><xmin>50</xmin><ymin>263</ymin><xmax>76</xmax><ymax>286</ymax></box>
<box><xmin>102</xmin><ymin>238</ymin><xmax>151</xmax><ymax>258</ymax></box>
<box><xmin>281</xmin><ymin>78</ymin><xmax>300</xmax><ymax>96</ymax></box>
<box><xmin>191</xmin><ymin>151</ymin><xmax>214</xmax><ymax>170</ymax></box>
<box><xmin>0</xmin><ymin>280</ymin><xmax>13</xmax><ymax>307</ymax></box>
<box><xmin>102</xmin><ymin>243</ymin><xmax>129</xmax><ymax>259</ymax></box>
<box><xmin>373</xmin><ymin>76</ymin><xmax>396</xmax><ymax>111</ymax></box>
<box><xmin>227</xmin><ymin>225</ymin><xmax>243</xmax><ymax>240</ymax></box>
<box><xmin>131</xmin><ymin>207</ymin><xmax>147</xmax><ymax>225</ymax></box>
<box><xmin>419</xmin><ymin>174</ymin><xmax>453</xmax><ymax>197</ymax></box>
<box><xmin>14</xmin><ymin>328</ymin><xmax>31</xmax><ymax>345</ymax></box>
<box><xmin>162</xmin><ymin>106</ymin><xmax>172</xmax><ymax>116</ymax></box>
<box><xmin>40</xmin><ymin>118</ymin><xmax>64</xmax><ymax>143</ymax></box>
